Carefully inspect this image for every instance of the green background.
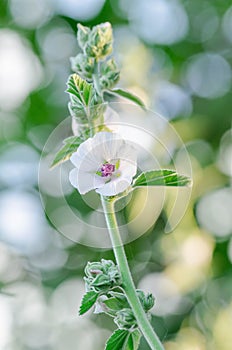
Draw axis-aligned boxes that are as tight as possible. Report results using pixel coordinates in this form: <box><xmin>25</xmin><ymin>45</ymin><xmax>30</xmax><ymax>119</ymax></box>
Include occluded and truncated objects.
<box><xmin>0</xmin><ymin>0</ymin><xmax>231</xmax><ymax>349</ymax></box>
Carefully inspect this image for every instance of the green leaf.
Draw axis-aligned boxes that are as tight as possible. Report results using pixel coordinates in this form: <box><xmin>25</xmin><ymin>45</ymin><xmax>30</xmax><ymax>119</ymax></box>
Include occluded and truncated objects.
<box><xmin>106</xmin><ymin>292</ymin><xmax>130</xmax><ymax>310</ymax></box>
<box><xmin>83</xmin><ymin>81</ymin><xmax>92</xmax><ymax>104</ymax></box>
<box><xmin>125</xmin><ymin>330</ymin><xmax>141</xmax><ymax>350</ymax></box>
<box><xmin>105</xmin><ymin>329</ymin><xmax>129</xmax><ymax>350</ymax></box>
<box><xmin>77</xmin><ymin>23</ymin><xmax>90</xmax><ymax>50</ymax></box>
<box><xmin>67</xmin><ymin>74</ymin><xmax>93</xmax><ymax>107</ymax></box>
<box><xmin>105</xmin><ymin>329</ymin><xmax>141</xmax><ymax>350</ymax></box>
<box><xmin>62</xmin><ymin>135</ymin><xmax>82</xmax><ymax>145</ymax></box>
<box><xmin>67</xmin><ymin>73</ymin><xmax>104</xmax><ymax>122</ymax></box>
<box><xmin>133</xmin><ymin>170</ymin><xmax>191</xmax><ymax>188</ymax></box>
<box><xmin>103</xmin><ymin>298</ymin><xmax>121</xmax><ymax>310</ymax></box>
<box><xmin>103</xmin><ymin>297</ymin><xmax>129</xmax><ymax>312</ymax></box>
<box><xmin>50</xmin><ymin>135</ymin><xmax>82</xmax><ymax>168</ymax></box>
<box><xmin>79</xmin><ymin>291</ymin><xmax>99</xmax><ymax>315</ymax></box>
<box><xmin>108</xmin><ymin>88</ymin><xmax>146</xmax><ymax>110</ymax></box>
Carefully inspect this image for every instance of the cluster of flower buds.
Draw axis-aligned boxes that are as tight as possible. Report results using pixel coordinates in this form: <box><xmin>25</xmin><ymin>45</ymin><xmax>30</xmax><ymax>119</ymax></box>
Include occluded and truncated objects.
<box><xmin>109</xmin><ymin>290</ymin><xmax>154</xmax><ymax>330</ymax></box>
<box><xmin>66</xmin><ymin>22</ymin><xmax>120</xmax><ymax>137</ymax></box>
<box><xmin>78</xmin><ymin>22</ymin><xmax>113</xmax><ymax>61</ymax></box>
<box><xmin>88</xmin><ymin>267</ymin><xmax>155</xmax><ymax>331</ymax></box>
<box><xmin>70</xmin><ymin>22</ymin><xmax>120</xmax><ymax>89</ymax></box>
<box><xmin>82</xmin><ymin>260</ymin><xmax>155</xmax><ymax>330</ymax></box>
<box><xmin>51</xmin><ymin>22</ymin><xmax>145</xmax><ymax>170</ymax></box>
<box><xmin>84</xmin><ymin>259</ymin><xmax>122</xmax><ymax>293</ymax></box>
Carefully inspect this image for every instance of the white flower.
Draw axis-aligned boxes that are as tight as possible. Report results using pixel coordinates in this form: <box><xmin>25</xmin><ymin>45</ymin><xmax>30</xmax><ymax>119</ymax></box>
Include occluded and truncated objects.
<box><xmin>69</xmin><ymin>132</ymin><xmax>137</xmax><ymax>196</ymax></box>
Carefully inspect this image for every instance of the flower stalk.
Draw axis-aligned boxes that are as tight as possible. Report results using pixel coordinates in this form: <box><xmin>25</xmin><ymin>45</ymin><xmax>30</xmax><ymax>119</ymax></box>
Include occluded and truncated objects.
<box><xmin>51</xmin><ymin>22</ymin><xmax>191</xmax><ymax>350</ymax></box>
<box><xmin>101</xmin><ymin>196</ymin><xmax>164</xmax><ymax>350</ymax></box>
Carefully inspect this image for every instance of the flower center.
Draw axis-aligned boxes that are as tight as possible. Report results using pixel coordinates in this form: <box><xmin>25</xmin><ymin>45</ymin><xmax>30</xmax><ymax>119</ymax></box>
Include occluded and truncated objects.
<box><xmin>100</xmin><ymin>163</ymin><xmax>115</xmax><ymax>177</ymax></box>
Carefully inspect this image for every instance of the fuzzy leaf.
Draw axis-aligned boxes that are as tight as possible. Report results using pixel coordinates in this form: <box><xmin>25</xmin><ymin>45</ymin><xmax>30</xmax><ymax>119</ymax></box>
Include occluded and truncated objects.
<box><xmin>67</xmin><ymin>73</ymin><xmax>104</xmax><ymax>123</ymax></box>
<box><xmin>133</xmin><ymin>170</ymin><xmax>191</xmax><ymax>188</ymax></box>
<box><xmin>51</xmin><ymin>135</ymin><xmax>83</xmax><ymax>168</ymax></box>
<box><xmin>79</xmin><ymin>291</ymin><xmax>99</xmax><ymax>315</ymax></box>
<box><xmin>108</xmin><ymin>88</ymin><xmax>146</xmax><ymax>110</ymax></box>
<box><xmin>107</xmin><ymin>292</ymin><xmax>130</xmax><ymax>309</ymax></box>
<box><xmin>105</xmin><ymin>329</ymin><xmax>141</xmax><ymax>350</ymax></box>
<box><xmin>105</xmin><ymin>329</ymin><xmax>129</xmax><ymax>350</ymax></box>
<box><xmin>77</xmin><ymin>24</ymin><xmax>90</xmax><ymax>50</ymax></box>
<box><xmin>103</xmin><ymin>297</ymin><xmax>129</xmax><ymax>312</ymax></box>
<box><xmin>126</xmin><ymin>330</ymin><xmax>141</xmax><ymax>350</ymax></box>
<box><xmin>67</xmin><ymin>74</ymin><xmax>93</xmax><ymax>107</ymax></box>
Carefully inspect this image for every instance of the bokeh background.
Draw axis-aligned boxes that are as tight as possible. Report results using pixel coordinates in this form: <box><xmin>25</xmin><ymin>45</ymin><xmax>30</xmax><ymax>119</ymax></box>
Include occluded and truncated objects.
<box><xmin>0</xmin><ymin>0</ymin><xmax>232</xmax><ymax>349</ymax></box>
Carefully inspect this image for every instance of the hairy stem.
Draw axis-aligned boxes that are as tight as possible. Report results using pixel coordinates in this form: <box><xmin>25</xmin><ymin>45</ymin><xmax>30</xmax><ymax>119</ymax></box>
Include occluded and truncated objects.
<box><xmin>101</xmin><ymin>196</ymin><xmax>164</xmax><ymax>350</ymax></box>
<box><xmin>92</xmin><ymin>60</ymin><xmax>103</xmax><ymax>98</ymax></box>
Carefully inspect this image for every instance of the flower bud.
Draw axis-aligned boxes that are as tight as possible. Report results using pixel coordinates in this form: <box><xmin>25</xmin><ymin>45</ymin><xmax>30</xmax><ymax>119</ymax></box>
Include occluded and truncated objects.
<box><xmin>114</xmin><ymin>308</ymin><xmax>137</xmax><ymax>330</ymax></box>
<box><xmin>100</xmin><ymin>59</ymin><xmax>120</xmax><ymax>89</ymax></box>
<box><xmin>77</xmin><ymin>24</ymin><xmax>90</xmax><ymax>50</ymax></box>
<box><xmin>70</xmin><ymin>54</ymin><xmax>95</xmax><ymax>79</ymax></box>
<box><xmin>84</xmin><ymin>259</ymin><xmax>121</xmax><ymax>293</ymax></box>
<box><xmin>136</xmin><ymin>290</ymin><xmax>155</xmax><ymax>312</ymax></box>
<box><xmin>85</xmin><ymin>22</ymin><xmax>113</xmax><ymax>60</ymax></box>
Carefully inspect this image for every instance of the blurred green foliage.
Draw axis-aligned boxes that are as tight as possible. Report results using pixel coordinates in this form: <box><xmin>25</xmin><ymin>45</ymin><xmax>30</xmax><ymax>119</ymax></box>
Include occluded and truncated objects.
<box><xmin>0</xmin><ymin>0</ymin><xmax>231</xmax><ymax>349</ymax></box>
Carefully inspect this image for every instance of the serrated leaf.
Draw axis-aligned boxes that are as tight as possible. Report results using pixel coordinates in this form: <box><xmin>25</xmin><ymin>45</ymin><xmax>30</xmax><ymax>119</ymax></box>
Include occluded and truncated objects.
<box><xmin>83</xmin><ymin>83</ymin><xmax>91</xmax><ymax>104</ymax></box>
<box><xmin>108</xmin><ymin>88</ymin><xmax>146</xmax><ymax>110</ymax></box>
<box><xmin>79</xmin><ymin>291</ymin><xmax>99</xmax><ymax>315</ymax></box>
<box><xmin>125</xmin><ymin>330</ymin><xmax>141</xmax><ymax>350</ymax></box>
<box><xmin>125</xmin><ymin>329</ymin><xmax>142</xmax><ymax>350</ymax></box>
<box><xmin>67</xmin><ymin>74</ymin><xmax>93</xmax><ymax>107</ymax></box>
<box><xmin>133</xmin><ymin>170</ymin><xmax>191</xmax><ymax>188</ymax></box>
<box><xmin>105</xmin><ymin>329</ymin><xmax>129</xmax><ymax>350</ymax></box>
<box><xmin>50</xmin><ymin>135</ymin><xmax>82</xmax><ymax>168</ymax></box>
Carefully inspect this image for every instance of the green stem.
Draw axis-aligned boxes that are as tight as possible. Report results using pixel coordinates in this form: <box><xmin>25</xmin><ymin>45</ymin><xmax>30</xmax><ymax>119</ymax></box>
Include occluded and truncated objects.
<box><xmin>92</xmin><ymin>60</ymin><xmax>103</xmax><ymax>98</ymax></box>
<box><xmin>101</xmin><ymin>196</ymin><xmax>164</xmax><ymax>350</ymax></box>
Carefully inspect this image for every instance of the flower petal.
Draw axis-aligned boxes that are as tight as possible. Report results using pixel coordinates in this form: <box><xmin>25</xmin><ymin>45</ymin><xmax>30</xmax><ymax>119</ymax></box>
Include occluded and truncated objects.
<box><xmin>70</xmin><ymin>137</ymin><xmax>103</xmax><ymax>170</ymax></box>
<box><xmin>96</xmin><ymin>177</ymin><xmax>131</xmax><ymax>196</ymax></box>
<box><xmin>80</xmin><ymin>173</ymin><xmax>106</xmax><ymax>194</ymax></box>
<box><xmin>69</xmin><ymin>132</ymin><xmax>138</xmax><ymax>196</ymax></box>
<box><xmin>104</xmin><ymin>106</ymin><xmax>119</xmax><ymax>132</ymax></box>
<box><xmin>118</xmin><ymin>142</ymin><xmax>137</xmax><ymax>163</ymax></box>
<box><xmin>119</xmin><ymin>159</ymin><xmax>137</xmax><ymax>178</ymax></box>
<box><xmin>69</xmin><ymin>168</ymin><xmax>79</xmax><ymax>189</ymax></box>
<box><xmin>93</xmin><ymin>132</ymin><xmax>125</xmax><ymax>161</ymax></box>
<box><xmin>70</xmin><ymin>169</ymin><xmax>106</xmax><ymax>194</ymax></box>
